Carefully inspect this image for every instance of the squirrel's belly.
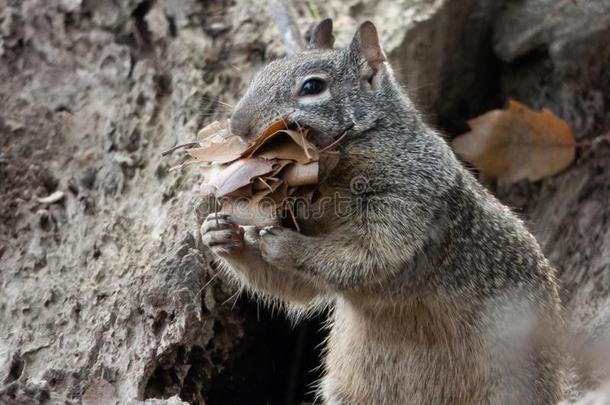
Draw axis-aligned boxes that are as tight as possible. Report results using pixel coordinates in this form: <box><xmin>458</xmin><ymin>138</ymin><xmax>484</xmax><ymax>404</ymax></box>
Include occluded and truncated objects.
<box><xmin>320</xmin><ymin>300</ymin><xmax>490</xmax><ymax>405</ymax></box>
<box><xmin>320</xmin><ymin>296</ymin><xmax>565</xmax><ymax>405</ymax></box>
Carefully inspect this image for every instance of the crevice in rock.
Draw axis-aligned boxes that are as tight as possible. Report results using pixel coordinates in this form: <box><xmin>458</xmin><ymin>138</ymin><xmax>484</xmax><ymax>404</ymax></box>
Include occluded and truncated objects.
<box><xmin>5</xmin><ymin>355</ymin><xmax>24</xmax><ymax>384</ymax></box>
<box><xmin>436</xmin><ymin>26</ymin><xmax>504</xmax><ymax>137</ymax></box>
<box><xmin>132</xmin><ymin>0</ymin><xmax>155</xmax><ymax>46</ymax></box>
<box><xmin>142</xmin><ymin>294</ymin><xmax>327</xmax><ymax>405</ymax></box>
<box><xmin>204</xmin><ymin>296</ymin><xmax>327</xmax><ymax>405</ymax></box>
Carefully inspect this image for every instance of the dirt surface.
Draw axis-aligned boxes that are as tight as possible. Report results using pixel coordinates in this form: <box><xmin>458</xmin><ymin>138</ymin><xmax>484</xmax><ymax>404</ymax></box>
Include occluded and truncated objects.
<box><xmin>0</xmin><ymin>0</ymin><xmax>608</xmax><ymax>404</ymax></box>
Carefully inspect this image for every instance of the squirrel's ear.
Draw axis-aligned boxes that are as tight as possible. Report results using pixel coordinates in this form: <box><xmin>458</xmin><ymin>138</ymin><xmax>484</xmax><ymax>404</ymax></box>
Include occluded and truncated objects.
<box><xmin>349</xmin><ymin>21</ymin><xmax>386</xmax><ymax>72</ymax></box>
<box><xmin>308</xmin><ymin>18</ymin><xmax>335</xmax><ymax>50</ymax></box>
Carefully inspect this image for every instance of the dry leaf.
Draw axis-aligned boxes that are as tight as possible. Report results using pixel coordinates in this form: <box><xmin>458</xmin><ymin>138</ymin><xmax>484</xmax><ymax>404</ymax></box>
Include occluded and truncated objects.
<box><xmin>258</xmin><ymin>118</ymin><xmax>290</xmax><ymax>140</ymax></box>
<box><xmin>264</xmin><ymin>182</ymin><xmax>289</xmax><ymax>205</ymax></box>
<box><xmin>197</xmin><ymin>119</ymin><xmax>230</xmax><ymax>140</ymax></box>
<box><xmin>270</xmin><ymin>159</ymin><xmax>295</xmax><ymax>176</ymax></box>
<box><xmin>256</xmin><ymin>133</ymin><xmax>313</xmax><ymax>164</ymax></box>
<box><xmin>250</xmin><ymin>180</ymin><xmax>283</xmax><ymax>204</ymax></box>
<box><xmin>205</xmin><ymin>158</ymin><xmax>275</xmax><ymax>197</ymax></box>
<box><xmin>186</xmin><ymin>136</ymin><xmax>248</xmax><ymax>164</ymax></box>
<box><xmin>240</xmin><ymin>119</ymin><xmax>293</xmax><ymax>156</ymax></box>
<box><xmin>280</xmin><ymin>129</ymin><xmax>319</xmax><ymax>161</ymax></box>
<box><xmin>318</xmin><ymin>152</ymin><xmax>340</xmax><ymax>182</ymax></box>
<box><xmin>452</xmin><ymin>100</ymin><xmax>575</xmax><ymax>184</ymax></box>
<box><xmin>168</xmin><ymin>118</ymin><xmax>344</xmax><ymax>228</ymax></box>
<box><xmin>283</xmin><ymin>162</ymin><xmax>319</xmax><ymax>186</ymax></box>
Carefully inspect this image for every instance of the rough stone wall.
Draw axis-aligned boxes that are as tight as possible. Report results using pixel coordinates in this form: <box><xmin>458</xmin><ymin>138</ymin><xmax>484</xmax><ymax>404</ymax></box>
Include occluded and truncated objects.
<box><xmin>0</xmin><ymin>0</ymin><xmax>276</xmax><ymax>403</ymax></box>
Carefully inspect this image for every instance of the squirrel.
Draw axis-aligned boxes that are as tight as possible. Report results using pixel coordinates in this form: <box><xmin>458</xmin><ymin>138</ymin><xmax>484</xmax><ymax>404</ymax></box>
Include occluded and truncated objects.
<box><xmin>201</xmin><ymin>19</ymin><xmax>566</xmax><ymax>404</ymax></box>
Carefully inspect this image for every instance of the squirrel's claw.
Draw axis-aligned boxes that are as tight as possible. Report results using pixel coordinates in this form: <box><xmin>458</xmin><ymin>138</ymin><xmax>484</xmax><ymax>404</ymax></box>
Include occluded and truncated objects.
<box><xmin>259</xmin><ymin>225</ymin><xmax>281</xmax><ymax>237</ymax></box>
<box><xmin>202</xmin><ymin>213</ymin><xmax>244</xmax><ymax>253</ymax></box>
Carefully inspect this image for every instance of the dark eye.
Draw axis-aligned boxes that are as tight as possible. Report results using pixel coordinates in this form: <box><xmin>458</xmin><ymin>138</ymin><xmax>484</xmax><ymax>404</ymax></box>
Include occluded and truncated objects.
<box><xmin>300</xmin><ymin>78</ymin><xmax>327</xmax><ymax>96</ymax></box>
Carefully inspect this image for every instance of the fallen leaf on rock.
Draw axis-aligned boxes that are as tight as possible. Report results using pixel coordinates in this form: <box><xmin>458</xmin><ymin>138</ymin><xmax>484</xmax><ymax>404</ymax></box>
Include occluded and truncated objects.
<box><xmin>452</xmin><ymin>100</ymin><xmax>576</xmax><ymax>185</ymax></box>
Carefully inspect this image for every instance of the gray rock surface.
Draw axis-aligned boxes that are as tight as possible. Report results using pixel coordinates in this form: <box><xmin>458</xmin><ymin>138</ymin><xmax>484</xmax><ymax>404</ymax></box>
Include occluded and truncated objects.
<box><xmin>494</xmin><ymin>0</ymin><xmax>610</xmax><ymax>138</ymax></box>
<box><xmin>0</xmin><ymin>0</ymin><xmax>264</xmax><ymax>402</ymax></box>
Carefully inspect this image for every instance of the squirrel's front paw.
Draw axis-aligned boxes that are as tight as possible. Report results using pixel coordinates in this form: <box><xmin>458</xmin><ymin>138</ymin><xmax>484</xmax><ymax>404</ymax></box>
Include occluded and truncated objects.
<box><xmin>259</xmin><ymin>226</ymin><xmax>300</xmax><ymax>269</ymax></box>
<box><xmin>201</xmin><ymin>213</ymin><xmax>245</xmax><ymax>256</ymax></box>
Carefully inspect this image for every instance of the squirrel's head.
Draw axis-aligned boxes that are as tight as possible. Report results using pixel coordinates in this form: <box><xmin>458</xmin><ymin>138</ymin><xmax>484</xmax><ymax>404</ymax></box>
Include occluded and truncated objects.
<box><xmin>230</xmin><ymin>19</ymin><xmax>397</xmax><ymax>147</ymax></box>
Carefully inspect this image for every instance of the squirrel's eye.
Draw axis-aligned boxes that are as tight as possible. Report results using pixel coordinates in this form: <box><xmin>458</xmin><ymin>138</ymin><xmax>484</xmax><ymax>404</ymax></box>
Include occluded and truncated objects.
<box><xmin>300</xmin><ymin>78</ymin><xmax>327</xmax><ymax>96</ymax></box>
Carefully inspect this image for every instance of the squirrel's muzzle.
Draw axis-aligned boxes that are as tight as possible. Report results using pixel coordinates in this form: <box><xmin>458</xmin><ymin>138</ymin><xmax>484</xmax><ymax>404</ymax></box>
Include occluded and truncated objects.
<box><xmin>229</xmin><ymin>101</ymin><xmax>254</xmax><ymax>139</ymax></box>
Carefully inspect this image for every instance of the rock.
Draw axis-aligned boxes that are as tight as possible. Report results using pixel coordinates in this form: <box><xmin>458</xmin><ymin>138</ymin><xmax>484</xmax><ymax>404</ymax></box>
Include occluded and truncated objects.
<box><xmin>82</xmin><ymin>378</ymin><xmax>118</xmax><ymax>405</ymax></box>
<box><xmin>0</xmin><ymin>0</ymin><xmax>252</xmax><ymax>402</ymax></box>
<box><xmin>493</xmin><ymin>0</ymin><xmax>610</xmax><ymax>63</ymax></box>
<box><xmin>145</xmin><ymin>6</ymin><xmax>171</xmax><ymax>42</ymax></box>
<box><xmin>493</xmin><ymin>0</ymin><xmax>610</xmax><ymax>138</ymax></box>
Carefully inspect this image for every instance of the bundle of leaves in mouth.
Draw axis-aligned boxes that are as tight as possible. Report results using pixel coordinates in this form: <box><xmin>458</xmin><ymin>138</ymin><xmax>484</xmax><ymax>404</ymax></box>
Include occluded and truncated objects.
<box><xmin>166</xmin><ymin>119</ymin><xmax>340</xmax><ymax>229</ymax></box>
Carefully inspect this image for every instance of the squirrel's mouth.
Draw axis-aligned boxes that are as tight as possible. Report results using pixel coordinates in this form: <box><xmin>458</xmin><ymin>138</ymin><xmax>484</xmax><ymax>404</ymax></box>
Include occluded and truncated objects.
<box><xmin>282</xmin><ymin>120</ymin><xmax>352</xmax><ymax>151</ymax></box>
<box><xmin>291</xmin><ymin>124</ymin><xmax>330</xmax><ymax>149</ymax></box>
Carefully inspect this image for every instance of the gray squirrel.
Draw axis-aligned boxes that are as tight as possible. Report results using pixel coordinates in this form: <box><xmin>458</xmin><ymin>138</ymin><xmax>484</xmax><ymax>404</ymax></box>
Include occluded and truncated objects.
<box><xmin>201</xmin><ymin>19</ymin><xmax>565</xmax><ymax>404</ymax></box>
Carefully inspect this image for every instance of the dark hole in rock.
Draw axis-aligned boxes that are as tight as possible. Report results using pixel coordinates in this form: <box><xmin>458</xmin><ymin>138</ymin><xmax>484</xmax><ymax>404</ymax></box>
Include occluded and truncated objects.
<box><xmin>205</xmin><ymin>295</ymin><xmax>327</xmax><ymax>405</ymax></box>
<box><xmin>131</xmin><ymin>0</ymin><xmax>154</xmax><ymax>45</ymax></box>
<box><xmin>141</xmin><ymin>294</ymin><xmax>327</xmax><ymax>405</ymax></box>
<box><xmin>5</xmin><ymin>355</ymin><xmax>24</xmax><ymax>383</ymax></box>
<box><xmin>152</xmin><ymin>310</ymin><xmax>168</xmax><ymax>336</ymax></box>
<box><xmin>144</xmin><ymin>364</ymin><xmax>183</xmax><ymax>400</ymax></box>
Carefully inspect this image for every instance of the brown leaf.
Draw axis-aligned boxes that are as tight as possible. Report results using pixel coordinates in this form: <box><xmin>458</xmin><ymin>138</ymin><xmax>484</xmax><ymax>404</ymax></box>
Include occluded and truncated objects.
<box><xmin>168</xmin><ymin>116</ymin><xmax>343</xmax><ymax>229</ymax></box>
<box><xmin>197</xmin><ymin>119</ymin><xmax>231</xmax><ymax>141</ymax></box>
<box><xmin>258</xmin><ymin>118</ymin><xmax>290</xmax><ymax>140</ymax></box>
<box><xmin>186</xmin><ymin>136</ymin><xmax>248</xmax><ymax>164</ymax></box>
<box><xmin>282</xmin><ymin>129</ymin><xmax>319</xmax><ymax>161</ymax></box>
<box><xmin>239</xmin><ymin>119</ymin><xmax>291</xmax><ymax>155</ymax></box>
<box><xmin>283</xmin><ymin>162</ymin><xmax>319</xmax><ymax>186</ymax></box>
<box><xmin>256</xmin><ymin>133</ymin><xmax>313</xmax><ymax>164</ymax></box>
<box><xmin>250</xmin><ymin>180</ymin><xmax>285</xmax><ymax>206</ymax></box>
<box><xmin>452</xmin><ymin>100</ymin><xmax>575</xmax><ymax>184</ymax></box>
<box><xmin>205</xmin><ymin>158</ymin><xmax>275</xmax><ymax>197</ymax></box>
<box><xmin>265</xmin><ymin>181</ymin><xmax>289</xmax><ymax>205</ymax></box>
<box><xmin>318</xmin><ymin>152</ymin><xmax>340</xmax><ymax>181</ymax></box>
<box><xmin>270</xmin><ymin>159</ymin><xmax>294</xmax><ymax>176</ymax></box>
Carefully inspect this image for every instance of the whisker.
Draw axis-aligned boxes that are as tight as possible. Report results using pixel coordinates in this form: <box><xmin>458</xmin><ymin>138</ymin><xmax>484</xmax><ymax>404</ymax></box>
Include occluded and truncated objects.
<box><xmin>216</xmin><ymin>100</ymin><xmax>234</xmax><ymax>108</ymax></box>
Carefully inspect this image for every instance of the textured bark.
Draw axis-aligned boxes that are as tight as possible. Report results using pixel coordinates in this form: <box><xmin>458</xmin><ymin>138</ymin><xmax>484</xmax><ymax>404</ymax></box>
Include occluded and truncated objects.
<box><xmin>0</xmin><ymin>0</ymin><xmax>608</xmax><ymax>404</ymax></box>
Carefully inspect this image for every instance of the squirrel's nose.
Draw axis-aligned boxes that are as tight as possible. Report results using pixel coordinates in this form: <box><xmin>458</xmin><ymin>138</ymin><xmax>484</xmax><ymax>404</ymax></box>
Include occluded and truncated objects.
<box><xmin>229</xmin><ymin>105</ymin><xmax>253</xmax><ymax>139</ymax></box>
